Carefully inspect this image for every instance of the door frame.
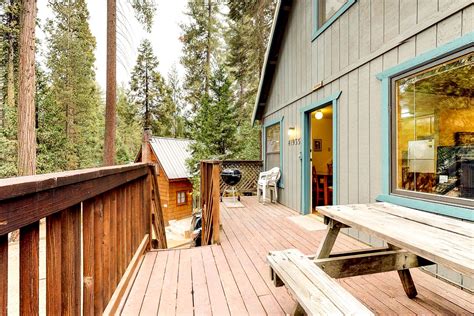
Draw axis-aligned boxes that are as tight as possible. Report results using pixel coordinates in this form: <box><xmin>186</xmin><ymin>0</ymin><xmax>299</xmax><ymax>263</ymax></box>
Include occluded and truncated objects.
<box><xmin>300</xmin><ymin>91</ymin><xmax>341</xmax><ymax>214</ymax></box>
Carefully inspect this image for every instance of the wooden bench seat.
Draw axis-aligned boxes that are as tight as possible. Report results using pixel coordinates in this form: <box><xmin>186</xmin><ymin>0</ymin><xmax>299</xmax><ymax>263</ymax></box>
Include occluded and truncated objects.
<box><xmin>268</xmin><ymin>249</ymin><xmax>373</xmax><ymax>316</ymax></box>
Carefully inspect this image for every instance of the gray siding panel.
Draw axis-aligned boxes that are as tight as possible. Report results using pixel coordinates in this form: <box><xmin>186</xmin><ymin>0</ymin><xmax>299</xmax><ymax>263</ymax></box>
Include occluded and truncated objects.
<box><xmin>258</xmin><ymin>1</ymin><xmax>472</xmax><ymax>289</ymax></box>
<box><xmin>260</xmin><ymin>0</ymin><xmax>472</xmax><ymax>211</ymax></box>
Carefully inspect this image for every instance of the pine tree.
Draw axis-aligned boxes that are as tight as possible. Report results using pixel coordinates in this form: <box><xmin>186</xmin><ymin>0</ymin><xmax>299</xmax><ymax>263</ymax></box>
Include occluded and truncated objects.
<box><xmin>0</xmin><ymin>0</ymin><xmax>20</xmax><ymax>178</ymax></box>
<box><xmin>187</xmin><ymin>65</ymin><xmax>238</xmax><ymax>175</ymax></box>
<box><xmin>115</xmin><ymin>87</ymin><xmax>141</xmax><ymax>164</ymax></box>
<box><xmin>129</xmin><ymin>39</ymin><xmax>173</xmax><ymax>136</ymax></box>
<box><xmin>167</xmin><ymin>65</ymin><xmax>187</xmax><ymax>138</ymax></box>
<box><xmin>226</xmin><ymin>0</ymin><xmax>275</xmax><ymax>160</ymax></box>
<box><xmin>180</xmin><ymin>0</ymin><xmax>222</xmax><ymax>111</ymax></box>
<box><xmin>45</xmin><ymin>0</ymin><xmax>103</xmax><ymax>170</ymax></box>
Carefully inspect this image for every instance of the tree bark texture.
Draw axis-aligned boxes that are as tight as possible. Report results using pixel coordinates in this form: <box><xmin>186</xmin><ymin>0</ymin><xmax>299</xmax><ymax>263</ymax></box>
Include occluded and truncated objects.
<box><xmin>18</xmin><ymin>0</ymin><xmax>37</xmax><ymax>177</ymax></box>
<box><xmin>104</xmin><ymin>0</ymin><xmax>117</xmax><ymax>166</ymax></box>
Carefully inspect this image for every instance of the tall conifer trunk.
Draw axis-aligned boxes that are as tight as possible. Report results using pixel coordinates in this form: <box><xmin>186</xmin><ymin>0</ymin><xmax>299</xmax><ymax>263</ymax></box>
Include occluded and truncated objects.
<box><xmin>104</xmin><ymin>0</ymin><xmax>117</xmax><ymax>165</ymax></box>
<box><xmin>18</xmin><ymin>0</ymin><xmax>36</xmax><ymax>176</ymax></box>
<box><xmin>18</xmin><ymin>1</ymin><xmax>38</xmax><ymax>314</ymax></box>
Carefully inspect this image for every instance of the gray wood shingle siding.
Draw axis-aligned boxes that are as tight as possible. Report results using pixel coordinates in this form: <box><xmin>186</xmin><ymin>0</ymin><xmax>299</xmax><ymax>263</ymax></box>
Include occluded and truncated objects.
<box><xmin>260</xmin><ymin>0</ymin><xmax>473</xmax><ymax>212</ymax></box>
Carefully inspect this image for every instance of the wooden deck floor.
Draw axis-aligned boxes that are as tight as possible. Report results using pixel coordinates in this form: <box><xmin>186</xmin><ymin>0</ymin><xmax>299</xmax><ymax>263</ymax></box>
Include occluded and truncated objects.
<box><xmin>120</xmin><ymin>197</ymin><xmax>473</xmax><ymax>315</ymax></box>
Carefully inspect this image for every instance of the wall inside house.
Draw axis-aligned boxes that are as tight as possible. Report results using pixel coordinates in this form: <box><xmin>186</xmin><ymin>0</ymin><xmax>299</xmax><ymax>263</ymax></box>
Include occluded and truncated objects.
<box><xmin>311</xmin><ymin>109</ymin><xmax>333</xmax><ymax>174</ymax></box>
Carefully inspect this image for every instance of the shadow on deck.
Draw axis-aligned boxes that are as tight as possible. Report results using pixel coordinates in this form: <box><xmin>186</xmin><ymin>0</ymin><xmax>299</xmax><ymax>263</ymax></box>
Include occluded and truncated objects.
<box><xmin>120</xmin><ymin>197</ymin><xmax>473</xmax><ymax>315</ymax></box>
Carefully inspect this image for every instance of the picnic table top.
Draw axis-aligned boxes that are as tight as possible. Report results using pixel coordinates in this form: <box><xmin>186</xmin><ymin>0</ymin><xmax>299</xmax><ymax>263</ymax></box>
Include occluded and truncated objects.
<box><xmin>316</xmin><ymin>202</ymin><xmax>474</xmax><ymax>277</ymax></box>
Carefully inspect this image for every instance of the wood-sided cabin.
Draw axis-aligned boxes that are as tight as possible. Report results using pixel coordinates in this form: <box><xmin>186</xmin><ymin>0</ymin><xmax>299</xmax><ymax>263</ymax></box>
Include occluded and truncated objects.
<box><xmin>137</xmin><ymin>137</ymin><xmax>194</xmax><ymax>223</ymax></box>
<box><xmin>253</xmin><ymin>0</ymin><xmax>473</xmax><ymax>289</ymax></box>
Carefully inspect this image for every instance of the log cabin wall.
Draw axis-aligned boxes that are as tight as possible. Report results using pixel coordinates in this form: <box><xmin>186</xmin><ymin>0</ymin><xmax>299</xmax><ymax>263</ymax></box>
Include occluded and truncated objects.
<box><xmin>259</xmin><ymin>0</ymin><xmax>473</xmax><ymax>290</ymax></box>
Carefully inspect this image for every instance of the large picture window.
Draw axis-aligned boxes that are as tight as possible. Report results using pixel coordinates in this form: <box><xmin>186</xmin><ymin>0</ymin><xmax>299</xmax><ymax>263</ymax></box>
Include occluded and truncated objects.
<box><xmin>392</xmin><ymin>50</ymin><xmax>473</xmax><ymax>206</ymax></box>
<box><xmin>265</xmin><ymin>123</ymin><xmax>281</xmax><ymax>171</ymax></box>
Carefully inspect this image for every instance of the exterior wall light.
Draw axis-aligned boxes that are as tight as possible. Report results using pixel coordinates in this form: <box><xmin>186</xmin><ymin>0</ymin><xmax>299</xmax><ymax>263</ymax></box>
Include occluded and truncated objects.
<box><xmin>288</xmin><ymin>127</ymin><xmax>296</xmax><ymax>138</ymax></box>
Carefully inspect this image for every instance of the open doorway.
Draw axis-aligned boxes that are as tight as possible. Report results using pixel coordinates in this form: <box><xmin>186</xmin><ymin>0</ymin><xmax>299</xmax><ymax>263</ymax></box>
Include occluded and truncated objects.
<box><xmin>310</xmin><ymin>105</ymin><xmax>333</xmax><ymax>210</ymax></box>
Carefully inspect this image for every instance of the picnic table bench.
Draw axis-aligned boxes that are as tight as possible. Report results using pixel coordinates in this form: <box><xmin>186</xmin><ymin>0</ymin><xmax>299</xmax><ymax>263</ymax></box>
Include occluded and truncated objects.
<box><xmin>268</xmin><ymin>202</ymin><xmax>474</xmax><ymax>315</ymax></box>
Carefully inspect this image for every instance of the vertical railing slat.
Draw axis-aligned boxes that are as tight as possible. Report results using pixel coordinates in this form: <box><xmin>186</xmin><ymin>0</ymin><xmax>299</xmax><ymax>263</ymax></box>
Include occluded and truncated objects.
<box><xmin>94</xmin><ymin>196</ymin><xmax>104</xmax><ymax>314</ymax></box>
<box><xmin>20</xmin><ymin>222</ymin><xmax>39</xmax><ymax>315</ymax></box>
<box><xmin>127</xmin><ymin>185</ymin><xmax>133</xmax><ymax>258</ymax></box>
<box><xmin>0</xmin><ymin>234</ymin><xmax>7</xmax><ymax>315</ymax></box>
<box><xmin>103</xmin><ymin>192</ymin><xmax>111</xmax><ymax>304</ymax></box>
<box><xmin>83</xmin><ymin>199</ymin><xmax>95</xmax><ymax>315</ymax></box>
<box><xmin>61</xmin><ymin>204</ymin><xmax>81</xmax><ymax>315</ymax></box>
<box><xmin>110</xmin><ymin>190</ymin><xmax>117</xmax><ymax>289</ymax></box>
<box><xmin>46</xmin><ymin>213</ymin><xmax>62</xmax><ymax>315</ymax></box>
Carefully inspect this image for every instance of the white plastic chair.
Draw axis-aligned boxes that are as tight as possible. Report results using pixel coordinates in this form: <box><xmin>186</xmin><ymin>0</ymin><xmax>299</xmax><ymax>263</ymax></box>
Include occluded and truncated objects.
<box><xmin>257</xmin><ymin>167</ymin><xmax>281</xmax><ymax>204</ymax></box>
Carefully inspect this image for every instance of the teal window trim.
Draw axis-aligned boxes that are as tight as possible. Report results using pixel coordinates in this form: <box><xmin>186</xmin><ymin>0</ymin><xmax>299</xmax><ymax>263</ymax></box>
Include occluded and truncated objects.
<box><xmin>312</xmin><ymin>0</ymin><xmax>356</xmax><ymax>41</ymax></box>
<box><xmin>376</xmin><ymin>33</ymin><xmax>474</xmax><ymax>220</ymax></box>
<box><xmin>300</xmin><ymin>91</ymin><xmax>341</xmax><ymax>215</ymax></box>
<box><xmin>262</xmin><ymin>116</ymin><xmax>285</xmax><ymax>188</ymax></box>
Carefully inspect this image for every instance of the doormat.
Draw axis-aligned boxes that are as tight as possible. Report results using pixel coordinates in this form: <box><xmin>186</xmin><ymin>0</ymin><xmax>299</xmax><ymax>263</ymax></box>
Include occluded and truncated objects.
<box><xmin>287</xmin><ymin>214</ymin><xmax>327</xmax><ymax>231</ymax></box>
<box><xmin>222</xmin><ymin>197</ymin><xmax>245</xmax><ymax>208</ymax></box>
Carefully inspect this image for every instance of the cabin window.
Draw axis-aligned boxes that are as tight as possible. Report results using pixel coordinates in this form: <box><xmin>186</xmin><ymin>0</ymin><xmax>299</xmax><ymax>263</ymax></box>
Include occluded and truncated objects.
<box><xmin>318</xmin><ymin>0</ymin><xmax>347</xmax><ymax>26</ymax></box>
<box><xmin>177</xmin><ymin>191</ymin><xmax>187</xmax><ymax>205</ymax></box>
<box><xmin>313</xmin><ymin>0</ymin><xmax>355</xmax><ymax>40</ymax></box>
<box><xmin>391</xmin><ymin>50</ymin><xmax>473</xmax><ymax>207</ymax></box>
<box><xmin>265</xmin><ymin>123</ymin><xmax>281</xmax><ymax>171</ymax></box>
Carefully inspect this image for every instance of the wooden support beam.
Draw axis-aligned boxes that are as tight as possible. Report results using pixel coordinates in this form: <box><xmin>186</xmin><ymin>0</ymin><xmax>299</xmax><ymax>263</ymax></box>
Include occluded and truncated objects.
<box><xmin>316</xmin><ymin>219</ymin><xmax>346</xmax><ymax>259</ymax></box>
<box><xmin>308</xmin><ymin>246</ymin><xmax>391</xmax><ymax>260</ymax></box>
<box><xmin>313</xmin><ymin>250</ymin><xmax>433</xmax><ymax>279</ymax></box>
<box><xmin>398</xmin><ymin>269</ymin><xmax>418</xmax><ymax>299</ymax></box>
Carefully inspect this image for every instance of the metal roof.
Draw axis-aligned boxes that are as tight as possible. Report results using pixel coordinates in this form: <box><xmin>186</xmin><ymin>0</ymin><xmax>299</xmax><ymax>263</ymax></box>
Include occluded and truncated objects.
<box><xmin>149</xmin><ymin>137</ymin><xmax>193</xmax><ymax>180</ymax></box>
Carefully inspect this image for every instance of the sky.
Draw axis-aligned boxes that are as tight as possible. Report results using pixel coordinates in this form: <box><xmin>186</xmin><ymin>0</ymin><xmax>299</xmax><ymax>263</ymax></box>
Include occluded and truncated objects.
<box><xmin>36</xmin><ymin>0</ymin><xmax>188</xmax><ymax>91</ymax></box>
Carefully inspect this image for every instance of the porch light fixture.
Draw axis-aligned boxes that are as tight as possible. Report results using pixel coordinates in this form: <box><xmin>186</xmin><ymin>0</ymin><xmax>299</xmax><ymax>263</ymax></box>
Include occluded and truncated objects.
<box><xmin>288</xmin><ymin>127</ymin><xmax>295</xmax><ymax>137</ymax></box>
<box><xmin>315</xmin><ymin>111</ymin><xmax>323</xmax><ymax>120</ymax></box>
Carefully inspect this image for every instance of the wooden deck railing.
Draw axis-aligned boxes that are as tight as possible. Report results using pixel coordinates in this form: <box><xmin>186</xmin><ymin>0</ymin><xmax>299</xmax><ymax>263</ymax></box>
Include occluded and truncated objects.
<box><xmin>0</xmin><ymin>163</ymin><xmax>166</xmax><ymax>315</ymax></box>
<box><xmin>219</xmin><ymin>160</ymin><xmax>263</xmax><ymax>195</ymax></box>
<box><xmin>200</xmin><ymin>160</ymin><xmax>221</xmax><ymax>245</ymax></box>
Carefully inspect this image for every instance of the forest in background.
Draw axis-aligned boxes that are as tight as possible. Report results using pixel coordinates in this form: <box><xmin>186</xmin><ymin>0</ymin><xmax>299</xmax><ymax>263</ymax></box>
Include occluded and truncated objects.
<box><xmin>0</xmin><ymin>0</ymin><xmax>275</xmax><ymax>179</ymax></box>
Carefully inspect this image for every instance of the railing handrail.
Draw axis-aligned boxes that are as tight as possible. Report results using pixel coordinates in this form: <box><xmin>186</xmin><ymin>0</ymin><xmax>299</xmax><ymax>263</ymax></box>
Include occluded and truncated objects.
<box><xmin>0</xmin><ymin>163</ymin><xmax>149</xmax><ymax>200</ymax></box>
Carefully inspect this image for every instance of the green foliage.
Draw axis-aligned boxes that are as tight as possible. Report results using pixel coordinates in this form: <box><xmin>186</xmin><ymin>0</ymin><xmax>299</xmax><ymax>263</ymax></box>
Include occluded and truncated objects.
<box><xmin>130</xmin><ymin>39</ymin><xmax>184</xmax><ymax>138</ymax></box>
<box><xmin>180</xmin><ymin>0</ymin><xmax>222</xmax><ymax>111</ymax></box>
<box><xmin>187</xmin><ymin>65</ymin><xmax>238</xmax><ymax>177</ymax></box>
<box><xmin>130</xmin><ymin>0</ymin><xmax>157</xmax><ymax>32</ymax></box>
<box><xmin>0</xmin><ymin>104</ymin><xmax>17</xmax><ymax>177</ymax></box>
<box><xmin>116</xmin><ymin>87</ymin><xmax>142</xmax><ymax>164</ymax></box>
<box><xmin>44</xmin><ymin>0</ymin><xmax>103</xmax><ymax>170</ymax></box>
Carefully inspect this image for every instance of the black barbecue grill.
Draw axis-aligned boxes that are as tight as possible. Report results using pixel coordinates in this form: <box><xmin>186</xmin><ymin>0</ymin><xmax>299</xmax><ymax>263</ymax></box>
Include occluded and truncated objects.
<box><xmin>221</xmin><ymin>169</ymin><xmax>242</xmax><ymax>201</ymax></box>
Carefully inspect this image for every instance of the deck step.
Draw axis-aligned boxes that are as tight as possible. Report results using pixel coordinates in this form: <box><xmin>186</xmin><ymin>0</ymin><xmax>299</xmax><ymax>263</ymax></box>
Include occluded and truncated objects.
<box><xmin>268</xmin><ymin>249</ymin><xmax>373</xmax><ymax>316</ymax></box>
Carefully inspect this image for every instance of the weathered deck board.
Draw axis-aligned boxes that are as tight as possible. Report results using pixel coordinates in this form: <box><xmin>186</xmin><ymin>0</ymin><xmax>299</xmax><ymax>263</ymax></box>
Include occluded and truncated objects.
<box><xmin>121</xmin><ymin>197</ymin><xmax>473</xmax><ymax>315</ymax></box>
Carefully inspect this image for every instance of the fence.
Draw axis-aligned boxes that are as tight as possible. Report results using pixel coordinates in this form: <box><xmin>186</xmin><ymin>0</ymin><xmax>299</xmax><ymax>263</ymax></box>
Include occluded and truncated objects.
<box><xmin>219</xmin><ymin>160</ymin><xmax>263</xmax><ymax>196</ymax></box>
<box><xmin>0</xmin><ymin>163</ymin><xmax>166</xmax><ymax>315</ymax></box>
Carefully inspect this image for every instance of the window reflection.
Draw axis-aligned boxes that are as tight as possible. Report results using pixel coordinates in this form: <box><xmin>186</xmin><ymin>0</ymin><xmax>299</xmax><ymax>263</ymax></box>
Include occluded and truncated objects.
<box><xmin>395</xmin><ymin>52</ymin><xmax>474</xmax><ymax>202</ymax></box>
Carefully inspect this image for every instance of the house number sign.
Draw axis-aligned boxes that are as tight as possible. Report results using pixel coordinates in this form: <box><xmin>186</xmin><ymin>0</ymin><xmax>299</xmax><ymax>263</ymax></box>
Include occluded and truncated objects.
<box><xmin>288</xmin><ymin>138</ymin><xmax>301</xmax><ymax>146</ymax></box>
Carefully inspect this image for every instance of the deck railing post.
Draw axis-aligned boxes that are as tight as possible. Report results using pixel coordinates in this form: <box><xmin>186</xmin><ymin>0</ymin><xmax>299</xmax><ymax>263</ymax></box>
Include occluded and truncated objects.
<box><xmin>212</xmin><ymin>163</ymin><xmax>221</xmax><ymax>244</ymax></box>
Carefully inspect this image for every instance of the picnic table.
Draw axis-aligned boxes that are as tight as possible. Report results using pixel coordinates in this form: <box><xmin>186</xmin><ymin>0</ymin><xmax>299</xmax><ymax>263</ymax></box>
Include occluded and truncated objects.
<box><xmin>268</xmin><ymin>202</ymin><xmax>473</xmax><ymax>315</ymax></box>
<box><xmin>315</xmin><ymin>202</ymin><xmax>473</xmax><ymax>295</ymax></box>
